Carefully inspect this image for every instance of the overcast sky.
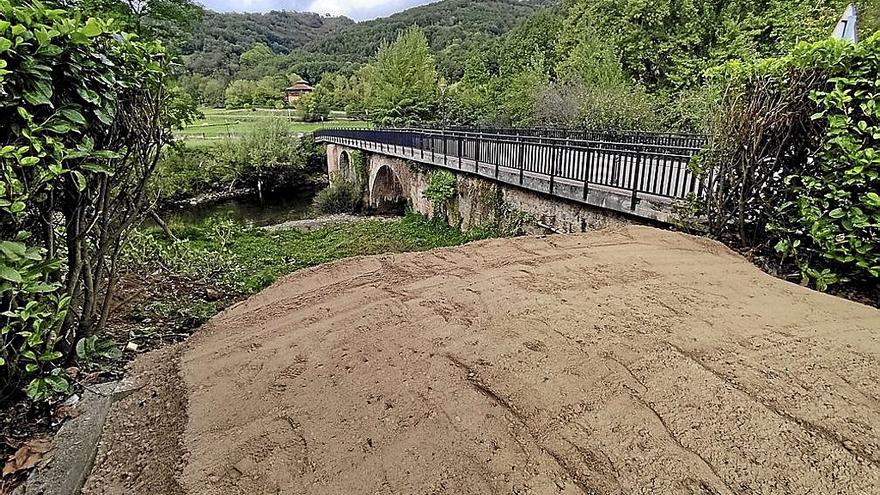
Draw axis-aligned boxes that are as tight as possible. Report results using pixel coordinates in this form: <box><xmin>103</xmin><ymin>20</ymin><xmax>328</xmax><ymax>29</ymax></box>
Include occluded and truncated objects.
<box><xmin>200</xmin><ymin>0</ymin><xmax>437</xmax><ymax>21</ymax></box>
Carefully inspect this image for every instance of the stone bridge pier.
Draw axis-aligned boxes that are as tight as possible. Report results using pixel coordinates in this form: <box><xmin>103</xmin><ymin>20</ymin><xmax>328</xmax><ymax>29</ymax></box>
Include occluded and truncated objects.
<box><xmin>325</xmin><ymin>143</ymin><xmax>626</xmax><ymax>233</ymax></box>
<box><xmin>327</xmin><ymin>144</ymin><xmax>416</xmax><ymax>214</ymax></box>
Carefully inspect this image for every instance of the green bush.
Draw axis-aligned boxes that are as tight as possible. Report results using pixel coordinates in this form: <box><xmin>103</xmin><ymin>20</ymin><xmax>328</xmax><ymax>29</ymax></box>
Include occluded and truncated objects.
<box><xmin>0</xmin><ymin>235</ymin><xmax>70</xmax><ymax>400</ymax></box>
<box><xmin>153</xmin><ymin>146</ymin><xmax>240</xmax><ymax>201</ymax></box>
<box><xmin>153</xmin><ymin>126</ymin><xmax>325</xmax><ymax>202</ymax></box>
<box><xmin>312</xmin><ymin>179</ymin><xmax>363</xmax><ymax>214</ymax></box>
<box><xmin>0</xmin><ymin>1</ymin><xmax>188</xmax><ymax>401</ymax></box>
<box><xmin>706</xmin><ymin>34</ymin><xmax>880</xmax><ymax>290</ymax></box>
<box><xmin>423</xmin><ymin>170</ymin><xmax>456</xmax><ymax>218</ymax></box>
<box><xmin>773</xmin><ymin>35</ymin><xmax>880</xmax><ymax>288</ymax></box>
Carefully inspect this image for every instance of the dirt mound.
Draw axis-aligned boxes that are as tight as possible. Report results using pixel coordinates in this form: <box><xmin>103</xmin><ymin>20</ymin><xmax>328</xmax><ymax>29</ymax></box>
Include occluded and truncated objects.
<box><xmin>86</xmin><ymin>226</ymin><xmax>880</xmax><ymax>494</ymax></box>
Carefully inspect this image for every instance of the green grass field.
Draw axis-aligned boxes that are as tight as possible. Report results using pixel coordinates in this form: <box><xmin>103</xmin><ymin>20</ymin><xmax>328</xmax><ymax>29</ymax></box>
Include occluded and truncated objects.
<box><xmin>176</xmin><ymin>108</ymin><xmax>371</xmax><ymax>146</ymax></box>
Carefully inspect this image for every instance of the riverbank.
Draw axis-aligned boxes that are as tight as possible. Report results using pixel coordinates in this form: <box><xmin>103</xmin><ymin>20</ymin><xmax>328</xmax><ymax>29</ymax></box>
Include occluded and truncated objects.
<box><xmin>263</xmin><ymin>213</ymin><xmax>399</xmax><ymax>232</ymax></box>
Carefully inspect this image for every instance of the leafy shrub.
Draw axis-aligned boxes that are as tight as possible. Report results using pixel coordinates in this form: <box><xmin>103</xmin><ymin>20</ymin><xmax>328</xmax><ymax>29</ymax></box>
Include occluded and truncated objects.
<box><xmin>216</xmin><ymin>119</ymin><xmax>324</xmax><ymax>195</ymax></box>
<box><xmin>152</xmin><ymin>146</ymin><xmax>240</xmax><ymax>201</ymax></box>
<box><xmin>138</xmin><ymin>297</ymin><xmax>220</xmax><ymax>331</ymax></box>
<box><xmin>1</xmin><ymin>1</ymin><xmax>189</xmax><ymax>401</ymax></box>
<box><xmin>705</xmin><ymin>34</ymin><xmax>880</xmax><ymax>289</ymax></box>
<box><xmin>423</xmin><ymin>170</ymin><xmax>456</xmax><ymax>219</ymax></box>
<box><xmin>123</xmin><ymin>220</ymin><xmax>248</xmax><ymax>292</ymax></box>
<box><xmin>0</xmin><ymin>236</ymin><xmax>71</xmax><ymax>401</ymax></box>
<box><xmin>75</xmin><ymin>336</ymin><xmax>122</xmax><ymax>364</ymax></box>
<box><xmin>312</xmin><ymin>179</ymin><xmax>363</xmax><ymax>214</ymax></box>
<box><xmin>773</xmin><ymin>35</ymin><xmax>880</xmax><ymax>287</ymax></box>
<box><xmin>153</xmin><ymin>127</ymin><xmax>325</xmax><ymax>203</ymax></box>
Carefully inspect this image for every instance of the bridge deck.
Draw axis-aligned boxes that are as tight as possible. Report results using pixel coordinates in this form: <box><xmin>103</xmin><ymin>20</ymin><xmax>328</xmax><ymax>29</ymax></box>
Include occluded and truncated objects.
<box><xmin>317</xmin><ymin>129</ymin><xmax>708</xmax><ymax>223</ymax></box>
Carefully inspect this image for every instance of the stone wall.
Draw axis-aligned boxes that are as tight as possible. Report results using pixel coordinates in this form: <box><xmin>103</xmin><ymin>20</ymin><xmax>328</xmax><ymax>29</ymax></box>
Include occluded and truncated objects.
<box><xmin>447</xmin><ymin>173</ymin><xmax>628</xmax><ymax>234</ymax></box>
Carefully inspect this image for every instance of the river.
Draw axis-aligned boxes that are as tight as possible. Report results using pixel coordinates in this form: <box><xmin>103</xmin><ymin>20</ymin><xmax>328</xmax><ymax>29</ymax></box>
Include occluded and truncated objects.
<box><xmin>159</xmin><ymin>191</ymin><xmax>316</xmax><ymax>228</ymax></box>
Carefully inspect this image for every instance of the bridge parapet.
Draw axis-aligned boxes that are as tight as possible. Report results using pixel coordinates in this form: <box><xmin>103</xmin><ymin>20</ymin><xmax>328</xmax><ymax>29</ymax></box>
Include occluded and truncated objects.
<box><xmin>316</xmin><ymin>127</ymin><xmax>709</xmax><ymax>224</ymax></box>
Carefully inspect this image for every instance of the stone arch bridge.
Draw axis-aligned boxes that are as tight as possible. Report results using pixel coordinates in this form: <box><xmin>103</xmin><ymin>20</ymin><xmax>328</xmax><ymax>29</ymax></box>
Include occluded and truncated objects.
<box><xmin>318</xmin><ymin>127</ymin><xmax>707</xmax><ymax>232</ymax></box>
<box><xmin>329</xmin><ymin>146</ymin><xmax>409</xmax><ymax>214</ymax></box>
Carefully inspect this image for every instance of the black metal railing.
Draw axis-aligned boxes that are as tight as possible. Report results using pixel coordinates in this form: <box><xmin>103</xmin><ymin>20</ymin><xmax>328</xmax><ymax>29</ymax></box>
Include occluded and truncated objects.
<box><xmin>314</xmin><ymin>127</ymin><xmax>709</xmax><ymax>209</ymax></box>
<box><xmin>443</xmin><ymin>126</ymin><xmax>708</xmax><ymax>151</ymax></box>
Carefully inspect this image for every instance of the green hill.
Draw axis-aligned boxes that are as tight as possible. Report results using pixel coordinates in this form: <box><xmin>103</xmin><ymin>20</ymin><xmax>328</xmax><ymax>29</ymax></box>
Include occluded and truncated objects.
<box><xmin>182</xmin><ymin>11</ymin><xmax>354</xmax><ymax>77</ymax></box>
<box><xmin>182</xmin><ymin>0</ymin><xmax>557</xmax><ymax>81</ymax></box>
<box><xmin>308</xmin><ymin>0</ymin><xmax>555</xmax><ymax>57</ymax></box>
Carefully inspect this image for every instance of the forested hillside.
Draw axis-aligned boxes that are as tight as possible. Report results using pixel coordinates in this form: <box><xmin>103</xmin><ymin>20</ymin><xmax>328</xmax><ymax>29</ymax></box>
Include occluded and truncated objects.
<box><xmin>180</xmin><ymin>0</ymin><xmax>554</xmax><ymax>81</ymax></box>
<box><xmin>182</xmin><ymin>11</ymin><xmax>354</xmax><ymax>78</ymax></box>
<box><xmin>306</xmin><ymin>0</ymin><xmax>556</xmax><ymax>79</ymax></box>
<box><xmin>307</xmin><ymin>0</ymin><xmax>877</xmax><ymax>130</ymax></box>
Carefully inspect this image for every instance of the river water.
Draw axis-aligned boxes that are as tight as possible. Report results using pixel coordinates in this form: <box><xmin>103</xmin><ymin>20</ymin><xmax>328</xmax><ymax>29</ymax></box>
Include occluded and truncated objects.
<box><xmin>160</xmin><ymin>191</ymin><xmax>316</xmax><ymax>228</ymax></box>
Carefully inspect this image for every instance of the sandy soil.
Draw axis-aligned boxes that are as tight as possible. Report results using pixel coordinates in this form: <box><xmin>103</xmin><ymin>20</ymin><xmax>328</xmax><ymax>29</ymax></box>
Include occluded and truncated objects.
<box><xmin>84</xmin><ymin>225</ymin><xmax>880</xmax><ymax>494</ymax></box>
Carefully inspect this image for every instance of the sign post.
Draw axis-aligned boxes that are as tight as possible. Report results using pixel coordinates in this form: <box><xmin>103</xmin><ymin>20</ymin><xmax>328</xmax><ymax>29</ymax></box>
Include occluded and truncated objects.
<box><xmin>833</xmin><ymin>4</ymin><xmax>858</xmax><ymax>42</ymax></box>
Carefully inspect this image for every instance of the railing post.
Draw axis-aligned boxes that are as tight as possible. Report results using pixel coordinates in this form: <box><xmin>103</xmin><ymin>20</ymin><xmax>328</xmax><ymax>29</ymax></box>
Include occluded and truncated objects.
<box><xmin>475</xmin><ymin>131</ymin><xmax>481</xmax><ymax>173</ymax></box>
<box><xmin>494</xmin><ymin>138</ymin><xmax>500</xmax><ymax>178</ymax></box>
<box><xmin>631</xmin><ymin>151</ymin><xmax>643</xmax><ymax>210</ymax></box>
<box><xmin>582</xmin><ymin>148</ymin><xmax>592</xmax><ymax>200</ymax></box>
<box><xmin>443</xmin><ymin>130</ymin><xmax>448</xmax><ymax>166</ymax></box>
<box><xmin>549</xmin><ymin>145</ymin><xmax>556</xmax><ymax>195</ymax></box>
<box><xmin>457</xmin><ymin>135</ymin><xmax>462</xmax><ymax>169</ymax></box>
<box><xmin>517</xmin><ymin>136</ymin><xmax>524</xmax><ymax>185</ymax></box>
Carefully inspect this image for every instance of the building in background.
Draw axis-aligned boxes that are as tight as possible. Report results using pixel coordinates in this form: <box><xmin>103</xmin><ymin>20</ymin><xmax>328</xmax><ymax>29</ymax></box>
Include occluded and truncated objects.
<box><xmin>284</xmin><ymin>80</ymin><xmax>314</xmax><ymax>105</ymax></box>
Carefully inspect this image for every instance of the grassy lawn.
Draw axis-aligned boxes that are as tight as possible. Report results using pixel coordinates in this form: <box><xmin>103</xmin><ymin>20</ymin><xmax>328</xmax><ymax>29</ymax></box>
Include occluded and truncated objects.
<box><xmin>176</xmin><ymin>107</ymin><xmax>371</xmax><ymax>146</ymax></box>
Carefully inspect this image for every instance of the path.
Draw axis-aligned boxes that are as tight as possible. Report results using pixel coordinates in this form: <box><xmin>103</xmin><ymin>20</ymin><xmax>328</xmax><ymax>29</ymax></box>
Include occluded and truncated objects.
<box><xmin>84</xmin><ymin>226</ymin><xmax>880</xmax><ymax>494</ymax></box>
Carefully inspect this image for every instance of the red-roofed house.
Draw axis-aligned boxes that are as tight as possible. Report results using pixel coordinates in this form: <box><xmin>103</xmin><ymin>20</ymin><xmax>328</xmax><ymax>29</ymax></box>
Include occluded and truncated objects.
<box><xmin>284</xmin><ymin>80</ymin><xmax>314</xmax><ymax>105</ymax></box>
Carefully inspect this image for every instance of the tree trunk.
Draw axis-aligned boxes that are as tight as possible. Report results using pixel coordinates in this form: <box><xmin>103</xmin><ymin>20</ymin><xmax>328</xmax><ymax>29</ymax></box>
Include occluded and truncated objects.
<box><xmin>149</xmin><ymin>210</ymin><xmax>177</xmax><ymax>241</ymax></box>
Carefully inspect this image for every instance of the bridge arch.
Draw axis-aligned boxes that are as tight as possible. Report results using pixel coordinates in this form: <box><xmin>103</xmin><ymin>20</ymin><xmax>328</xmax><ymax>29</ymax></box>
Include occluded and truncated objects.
<box><xmin>369</xmin><ymin>164</ymin><xmax>406</xmax><ymax>214</ymax></box>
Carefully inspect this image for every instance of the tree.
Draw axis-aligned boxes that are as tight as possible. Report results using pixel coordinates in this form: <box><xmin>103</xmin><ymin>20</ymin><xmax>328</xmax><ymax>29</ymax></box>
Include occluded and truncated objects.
<box><xmin>297</xmin><ymin>83</ymin><xmax>332</xmax><ymax>121</ymax></box>
<box><xmin>558</xmin><ymin>0</ymin><xmax>855</xmax><ymax>91</ymax></box>
<box><xmin>497</xmin><ymin>64</ymin><xmax>546</xmax><ymax>126</ymax></box>
<box><xmin>444</xmin><ymin>47</ymin><xmax>502</xmax><ymax>125</ymax></box>
<box><xmin>77</xmin><ymin>0</ymin><xmax>204</xmax><ymax>47</ymax></box>
<box><xmin>1</xmin><ymin>1</ymin><xmax>195</xmax><ymax>401</ymax></box>
<box><xmin>214</xmin><ymin>119</ymin><xmax>322</xmax><ymax>200</ymax></box>
<box><xmin>178</xmin><ymin>73</ymin><xmax>226</xmax><ymax>107</ymax></box>
<box><xmin>222</xmin><ymin>76</ymin><xmax>285</xmax><ymax>108</ymax></box>
<box><xmin>253</xmin><ymin>75</ymin><xmax>287</xmax><ymax>107</ymax></box>
<box><xmin>239</xmin><ymin>42</ymin><xmax>273</xmax><ymax>68</ymax></box>
<box><xmin>224</xmin><ymin>79</ymin><xmax>256</xmax><ymax>108</ymax></box>
<box><xmin>361</xmin><ymin>26</ymin><xmax>440</xmax><ymax>125</ymax></box>
<box><xmin>500</xmin><ymin>9</ymin><xmax>562</xmax><ymax>77</ymax></box>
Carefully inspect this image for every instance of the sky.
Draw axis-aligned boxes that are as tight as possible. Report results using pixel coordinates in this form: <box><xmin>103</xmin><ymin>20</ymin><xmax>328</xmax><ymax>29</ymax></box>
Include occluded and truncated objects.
<box><xmin>199</xmin><ymin>0</ymin><xmax>437</xmax><ymax>21</ymax></box>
